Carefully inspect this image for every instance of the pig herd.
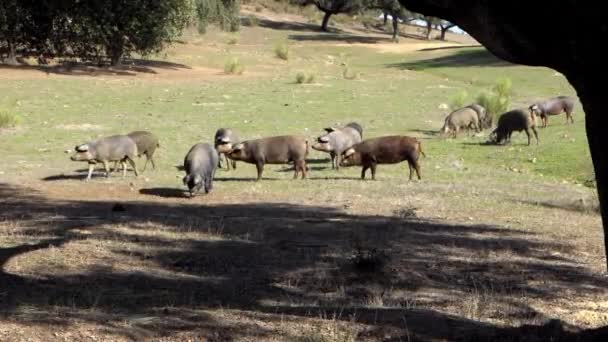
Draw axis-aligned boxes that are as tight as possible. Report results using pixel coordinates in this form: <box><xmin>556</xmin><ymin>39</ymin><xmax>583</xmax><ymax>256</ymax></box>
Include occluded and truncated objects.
<box><xmin>441</xmin><ymin>95</ymin><xmax>576</xmax><ymax>146</ymax></box>
<box><xmin>68</xmin><ymin>95</ymin><xmax>575</xmax><ymax>196</ymax></box>
<box><xmin>69</xmin><ymin>123</ymin><xmax>425</xmax><ymax>196</ymax></box>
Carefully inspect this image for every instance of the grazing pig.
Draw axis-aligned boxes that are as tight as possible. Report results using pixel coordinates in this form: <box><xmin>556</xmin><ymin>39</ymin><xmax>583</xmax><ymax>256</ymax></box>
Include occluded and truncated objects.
<box><xmin>440</xmin><ymin>106</ymin><xmax>480</xmax><ymax>137</ymax></box>
<box><xmin>468</xmin><ymin>103</ymin><xmax>489</xmax><ymax>129</ymax></box>
<box><xmin>214</xmin><ymin>128</ymin><xmax>239</xmax><ymax>170</ymax></box>
<box><xmin>227</xmin><ymin>135</ymin><xmax>309</xmax><ymax>180</ymax></box>
<box><xmin>490</xmin><ymin>109</ymin><xmax>539</xmax><ymax>145</ymax></box>
<box><xmin>70</xmin><ymin>135</ymin><xmax>139</xmax><ymax>181</ymax></box>
<box><xmin>183</xmin><ymin>143</ymin><xmax>219</xmax><ymax>196</ymax></box>
<box><xmin>312</xmin><ymin>122</ymin><xmax>363</xmax><ymax>170</ymax></box>
<box><xmin>339</xmin><ymin>136</ymin><xmax>425</xmax><ymax>180</ymax></box>
<box><xmin>529</xmin><ymin>96</ymin><xmax>575</xmax><ymax>127</ymax></box>
<box><xmin>113</xmin><ymin>131</ymin><xmax>159</xmax><ymax>172</ymax></box>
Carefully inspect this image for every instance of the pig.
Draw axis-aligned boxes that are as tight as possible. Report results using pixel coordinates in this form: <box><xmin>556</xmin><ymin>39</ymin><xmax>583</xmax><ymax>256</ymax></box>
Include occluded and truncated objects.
<box><xmin>183</xmin><ymin>143</ymin><xmax>219</xmax><ymax>197</ymax></box>
<box><xmin>70</xmin><ymin>135</ymin><xmax>139</xmax><ymax>181</ymax></box>
<box><xmin>227</xmin><ymin>135</ymin><xmax>309</xmax><ymax>180</ymax></box>
<box><xmin>214</xmin><ymin>128</ymin><xmax>239</xmax><ymax>170</ymax></box>
<box><xmin>339</xmin><ymin>135</ymin><xmax>425</xmax><ymax>180</ymax></box>
<box><xmin>312</xmin><ymin>122</ymin><xmax>363</xmax><ymax>170</ymax></box>
<box><xmin>113</xmin><ymin>131</ymin><xmax>159</xmax><ymax>172</ymax></box>
<box><xmin>468</xmin><ymin>103</ymin><xmax>489</xmax><ymax>129</ymax></box>
<box><xmin>529</xmin><ymin>96</ymin><xmax>575</xmax><ymax>128</ymax></box>
<box><xmin>440</xmin><ymin>106</ymin><xmax>480</xmax><ymax>138</ymax></box>
<box><xmin>490</xmin><ymin>108</ymin><xmax>539</xmax><ymax>145</ymax></box>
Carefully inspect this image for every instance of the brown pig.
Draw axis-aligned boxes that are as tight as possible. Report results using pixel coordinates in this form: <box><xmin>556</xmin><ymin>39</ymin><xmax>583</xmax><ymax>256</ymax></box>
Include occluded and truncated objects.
<box><xmin>339</xmin><ymin>135</ymin><xmax>424</xmax><ymax>180</ymax></box>
<box><xmin>227</xmin><ymin>135</ymin><xmax>309</xmax><ymax>180</ymax></box>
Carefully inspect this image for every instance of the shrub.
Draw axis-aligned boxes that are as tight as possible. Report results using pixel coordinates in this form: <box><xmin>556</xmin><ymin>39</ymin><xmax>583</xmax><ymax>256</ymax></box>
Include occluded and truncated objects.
<box><xmin>296</xmin><ymin>72</ymin><xmax>315</xmax><ymax>84</ymax></box>
<box><xmin>227</xmin><ymin>37</ymin><xmax>238</xmax><ymax>45</ymax></box>
<box><xmin>245</xmin><ymin>15</ymin><xmax>259</xmax><ymax>27</ymax></box>
<box><xmin>274</xmin><ymin>42</ymin><xmax>289</xmax><ymax>60</ymax></box>
<box><xmin>224</xmin><ymin>57</ymin><xmax>244</xmax><ymax>74</ymax></box>
<box><xmin>449</xmin><ymin>90</ymin><xmax>469</xmax><ymax>111</ymax></box>
<box><xmin>476</xmin><ymin>78</ymin><xmax>512</xmax><ymax>126</ymax></box>
<box><xmin>0</xmin><ymin>109</ymin><xmax>19</xmax><ymax>129</ymax></box>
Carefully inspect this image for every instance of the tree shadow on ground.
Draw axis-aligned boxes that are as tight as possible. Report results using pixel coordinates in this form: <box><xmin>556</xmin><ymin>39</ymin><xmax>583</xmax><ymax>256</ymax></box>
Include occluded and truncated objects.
<box><xmin>246</xmin><ymin>17</ymin><xmax>345</xmax><ymax>34</ymax></box>
<box><xmin>289</xmin><ymin>33</ymin><xmax>394</xmax><ymax>44</ymax></box>
<box><xmin>386</xmin><ymin>48</ymin><xmax>511</xmax><ymax>71</ymax></box>
<box><xmin>0</xmin><ymin>58</ymin><xmax>190</xmax><ymax>77</ymax></box>
<box><xmin>1</xmin><ymin>182</ymin><xmax>606</xmax><ymax>340</ymax></box>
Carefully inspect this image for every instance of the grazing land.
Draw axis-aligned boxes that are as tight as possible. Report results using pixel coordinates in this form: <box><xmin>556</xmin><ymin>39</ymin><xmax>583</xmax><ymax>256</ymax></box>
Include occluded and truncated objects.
<box><xmin>0</xmin><ymin>8</ymin><xmax>604</xmax><ymax>342</ymax></box>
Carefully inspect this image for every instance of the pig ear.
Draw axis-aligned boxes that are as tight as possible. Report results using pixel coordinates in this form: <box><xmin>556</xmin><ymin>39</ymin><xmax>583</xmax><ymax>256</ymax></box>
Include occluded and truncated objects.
<box><xmin>219</xmin><ymin>137</ymin><xmax>231</xmax><ymax>143</ymax></box>
<box><xmin>318</xmin><ymin>136</ymin><xmax>330</xmax><ymax>143</ymax></box>
<box><xmin>343</xmin><ymin>148</ymin><xmax>355</xmax><ymax>157</ymax></box>
<box><xmin>324</xmin><ymin>127</ymin><xmax>337</xmax><ymax>133</ymax></box>
<box><xmin>76</xmin><ymin>144</ymin><xmax>89</xmax><ymax>152</ymax></box>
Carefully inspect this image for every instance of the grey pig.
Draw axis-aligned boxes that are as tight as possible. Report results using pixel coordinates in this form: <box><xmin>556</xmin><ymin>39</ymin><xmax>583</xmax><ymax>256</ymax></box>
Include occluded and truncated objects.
<box><xmin>529</xmin><ymin>96</ymin><xmax>575</xmax><ymax>128</ymax></box>
<box><xmin>70</xmin><ymin>135</ymin><xmax>139</xmax><ymax>181</ymax></box>
<box><xmin>490</xmin><ymin>108</ymin><xmax>539</xmax><ymax>145</ymax></box>
<box><xmin>468</xmin><ymin>103</ymin><xmax>489</xmax><ymax>129</ymax></box>
<box><xmin>227</xmin><ymin>135</ymin><xmax>309</xmax><ymax>180</ymax></box>
<box><xmin>214</xmin><ymin>128</ymin><xmax>239</xmax><ymax>170</ymax></box>
<box><xmin>440</xmin><ymin>106</ymin><xmax>480</xmax><ymax>138</ymax></box>
<box><xmin>113</xmin><ymin>131</ymin><xmax>159</xmax><ymax>172</ymax></box>
<box><xmin>312</xmin><ymin>122</ymin><xmax>363</xmax><ymax>170</ymax></box>
<box><xmin>183</xmin><ymin>143</ymin><xmax>219</xmax><ymax>197</ymax></box>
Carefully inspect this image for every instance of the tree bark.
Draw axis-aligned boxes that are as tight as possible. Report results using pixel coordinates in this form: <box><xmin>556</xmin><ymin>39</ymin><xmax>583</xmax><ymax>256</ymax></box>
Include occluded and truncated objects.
<box><xmin>392</xmin><ymin>16</ymin><xmax>399</xmax><ymax>42</ymax></box>
<box><xmin>6</xmin><ymin>37</ymin><xmax>18</xmax><ymax>65</ymax></box>
<box><xmin>383</xmin><ymin>12</ymin><xmax>388</xmax><ymax>25</ymax></box>
<box><xmin>321</xmin><ymin>11</ymin><xmax>332</xmax><ymax>32</ymax></box>
<box><xmin>425</xmin><ymin>21</ymin><xmax>432</xmax><ymax>40</ymax></box>
<box><xmin>440</xmin><ymin>26</ymin><xmax>448</xmax><ymax>40</ymax></box>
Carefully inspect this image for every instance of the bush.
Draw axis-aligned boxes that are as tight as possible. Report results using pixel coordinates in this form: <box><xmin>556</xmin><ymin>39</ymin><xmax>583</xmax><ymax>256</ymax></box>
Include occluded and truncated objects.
<box><xmin>274</xmin><ymin>42</ymin><xmax>289</xmax><ymax>60</ymax></box>
<box><xmin>476</xmin><ymin>78</ymin><xmax>512</xmax><ymax>126</ymax></box>
<box><xmin>224</xmin><ymin>57</ymin><xmax>244</xmax><ymax>75</ymax></box>
<box><xmin>245</xmin><ymin>15</ymin><xmax>259</xmax><ymax>27</ymax></box>
<box><xmin>449</xmin><ymin>90</ymin><xmax>469</xmax><ymax>111</ymax></box>
<box><xmin>0</xmin><ymin>110</ymin><xmax>19</xmax><ymax>129</ymax></box>
<box><xmin>227</xmin><ymin>36</ymin><xmax>238</xmax><ymax>45</ymax></box>
<box><xmin>295</xmin><ymin>72</ymin><xmax>315</xmax><ymax>84</ymax></box>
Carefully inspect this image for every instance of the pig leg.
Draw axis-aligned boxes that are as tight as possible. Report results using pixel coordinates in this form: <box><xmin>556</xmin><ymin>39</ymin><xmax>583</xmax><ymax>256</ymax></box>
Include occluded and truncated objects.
<box><xmin>126</xmin><ymin>157</ymin><xmax>139</xmax><ymax>177</ymax></box>
<box><xmin>370</xmin><ymin>163</ymin><xmax>377</xmax><ymax>180</ymax></box>
<box><xmin>296</xmin><ymin>160</ymin><xmax>307</xmax><ymax>179</ymax></box>
<box><xmin>293</xmin><ymin>162</ymin><xmax>299</xmax><ymax>179</ymax></box>
<box><xmin>361</xmin><ymin>166</ymin><xmax>368</xmax><ymax>180</ymax></box>
<box><xmin>231</xmin><ymin>159</ymin><xmax>237</xmax><ymax>170</ymax></box>
<box><xmin>532</xmin><ymin>127</ymin><xmax>539</xmax><ymax>145</ymax></box>
<box><xmin>86</xmin><ymin>163</ymin><xmax>95</xmax><ymax>181</ymax></box>
<box><xmin>102</xmin><ymin>161</ymin><xmax>110</xmax><ymax>177</ymax></box>
<box><xmin>112</xmin><ymin>161</ymin><xmax>120</xmax><ymax>173</ymax></box>
<box><xmin>525</xmin><ymin>129</ymin><xmax>532</xmax><ymax>146</ymax></box>
<box><xmin>225</xmin><ymin>154</ymin><xmax>232</xmax><ymax>170</ymax></box>
<box><xmin>411</xmin><ymin>160</ymin><xmax>422</xmax><ymax>180</ymax></box>
<box><xmin>255</xmin><ymin>162</ymin><xmax>264</xmax><ymax>181</ymax></box>
<box><xmin>408</xmin><ymin>162</ymin><xmax>413</xmax><ymax>180</ymax></box>
<box><xmin>149</xmin><ymin>155</ymin><xmax>156</xmax><ymax>170</ymax></box>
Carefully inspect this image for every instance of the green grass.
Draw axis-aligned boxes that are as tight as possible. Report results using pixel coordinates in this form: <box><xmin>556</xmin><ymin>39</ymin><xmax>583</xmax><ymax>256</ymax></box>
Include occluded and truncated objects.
<box><xmin>0</xmin><ymin>109</ymin><xmax>19</xmax><ymax>128</ymax></box>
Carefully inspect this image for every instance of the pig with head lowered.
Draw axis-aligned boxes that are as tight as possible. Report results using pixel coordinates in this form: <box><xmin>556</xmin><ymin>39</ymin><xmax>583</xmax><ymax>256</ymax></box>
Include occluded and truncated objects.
<box><xmin>340</xmin><ymin>135</ymin><xmax>425</xmax><ymax>180</ymax></box>
<box><xmin>183</xmin><ymin>143</ymin><xmax>219</xmax><ymax>197</ymax></box>
<box><xmin>312</xmin><ymin>122</ymin><xmax>363</xmax><ymax>170</ymax></box>
<box><xmin>214</xmin><ymin>128</ymin><xmax>239</xmax><ymax>170</ymax></box>
<box><xmin>227</xmin><ymin>135</ymin><xmax>309</xmax><ymax>180</ymax></box>
<box><xmin>112</xmin><ymin>130</ymin><xmax>159</xmax><ymax>173</ymax></box>
<box><xmin>70</xmin><ymin>135</ymin><xmax>139</xmax><ymax>181</ymax></box>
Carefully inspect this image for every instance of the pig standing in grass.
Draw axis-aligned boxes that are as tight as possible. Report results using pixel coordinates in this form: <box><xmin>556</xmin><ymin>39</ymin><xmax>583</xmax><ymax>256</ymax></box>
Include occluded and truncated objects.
<box><xmin>312</xmin><ymin>122</ymin><xmax>363</xmax><ymax>170</ymax></box>
<box><xmin>113</xmin><ymin>131</ymin><xmax>159</xmax><ymax>172</ymax></box>
<box><xmin>340</xmin><ymin>136</ymin><xmax>424</xmax><ymax>180</ymax></box>
<box><xmin>227</xmin><ymin>135</ymin><xmax>309</xmax><ymax>180</ymax></box>
<box><xmin>183</xmin><ymin>143</ymin><xmax>219</xmax><ymax>197</ymax></box>
<box><xmin>490</xmin><ymin>109</ymin><xmax>539</xmax><ymax>145</ymax></box>
<box><xmin>529</xmin><ymin>96</ymin><xmax>575</xmax><ymax>128</ymax></box>
<box><xmin>70</xmin><ymin>135</ymin><xmax>139</xmax><ymax>181</ymax></box>
<box><xmin>440</xmin><ymin>106</ymin><xmax>481</xmax><ymax>137</ymax></box>
<box><xmin>214</xmin><ymin>128</ymin><xmax>239</xmax><ymax>170</ymax></box>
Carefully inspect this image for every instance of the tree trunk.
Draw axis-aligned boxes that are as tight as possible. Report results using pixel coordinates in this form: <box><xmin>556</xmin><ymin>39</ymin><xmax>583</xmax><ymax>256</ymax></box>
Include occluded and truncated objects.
<box><xmin>572</xmin><ymin>74</ymin><xmax>608</xmax><ymax>270</ymax></box>
<box><xmin>108</xmin><ymin>35</ymin><xmax>125</xmax><ymax>66</ymax></box>
<box><xmin>383</xmin><ymin>12</ymin><xmax>388</xmax><ymax>25</ymax></box>
<box><xmin>440</xmin><ymin>26</ymin><xmax>448</xmax><ymax>40</ymax></box>
<box><xmin>321</xmin><ymin>11</ymin><xmax>332</xmax><ymax>32</ymax></box>
<box><xmin>426</xmin><ymin>21</ymin><xmax>433</xmax><ymax>40</ymax></box>
<box><xmin>392</xmin><ymin>16</ymin><xmax>399</xmax><ymax>42</ymax></box>
<box><xmin>6</xmin><ymin>37</ymin><xmax>18</xmax><ymax>65</ymax></box>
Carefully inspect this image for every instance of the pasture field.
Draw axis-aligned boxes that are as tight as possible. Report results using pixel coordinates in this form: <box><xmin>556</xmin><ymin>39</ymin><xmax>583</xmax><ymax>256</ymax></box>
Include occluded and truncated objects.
<box><xmin>0</xmin><ymin>9</ymin><xmax>604</xmax><ymax>342</ymax></box>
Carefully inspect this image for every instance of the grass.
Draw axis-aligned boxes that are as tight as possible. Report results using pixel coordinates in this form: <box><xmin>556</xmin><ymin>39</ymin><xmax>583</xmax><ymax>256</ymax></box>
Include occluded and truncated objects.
<box><xmin>0</xmin><ymin>109</ymin><xmax>19</xmax><ymax>128</ymax></box>
<box><xmin>274</xmin><ymin>41</ymin><xmax>289</xmax><ymax>60</ymax></box>
<box><xmin>0</xmin><ymin>17</ymin><xmax>603</xmax><ymax>342</ymax></box>
<box><xmin>224</xmin><ymin>56</ymin><xmax>244</xmax><ymax>74</ymax></box>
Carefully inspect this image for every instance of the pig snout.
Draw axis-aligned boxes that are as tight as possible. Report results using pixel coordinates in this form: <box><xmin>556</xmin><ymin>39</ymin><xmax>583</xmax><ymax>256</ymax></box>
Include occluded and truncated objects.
<box><xmin>312</xmin><ymin>141</ymin><xmax>332</xmax><ymax>152</ymax></box>
<box><xmin>70</xmin><ymin>151</ymin><xmax>93</xmax><ymax>161</ymax></box>
<box><xmin>215</xmin><ymin>143</ymin><xmax>233</xmax><ymax>154</ymax></box>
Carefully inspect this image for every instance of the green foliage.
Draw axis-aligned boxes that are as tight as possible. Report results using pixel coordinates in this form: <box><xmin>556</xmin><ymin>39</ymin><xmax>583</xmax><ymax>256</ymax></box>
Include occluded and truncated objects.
<box><xmin>449</xmin><ymin>90</ymin><xmax>469</xmax><ymax>111</ymax></box>
<box><xmin>475</xmin><ymin>81</ymin><xmax>511</xmax><ymax>125</ymax></box>
<box><xmin>296</xmin><ymin>72</ymin><xmax>315</xmax><ymax>84</ymax></box>
<box><xmin>245</xmin><ymin>15</ymin><xmax>259</xmax><ymax>27</ymax></box>
<box><xmin>0</xmin><ymin>109</ymin><xmax>18</xmax><ymax>128</ymax></box>
<box><xmin>195</xmin><ymin>0</ymin><xmax>240</xmax><ymax>33</ymax></box>
<box><xmin>274</xmin><ymin>42</ymin><xmax>289</xmax><ymax>60</ymax></box>
<box><xmin>224</xmin><ymin>57</ymin><xmax>244</xmax><ymax>74</ymax></box>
